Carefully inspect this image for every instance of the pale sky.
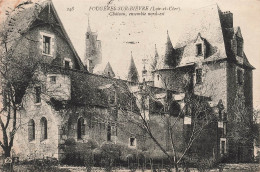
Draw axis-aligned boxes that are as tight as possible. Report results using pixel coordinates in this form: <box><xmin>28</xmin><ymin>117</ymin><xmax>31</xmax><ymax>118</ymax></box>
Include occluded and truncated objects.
<box><xmin>1</xmin><ymin>0</ymin><xmax>260</xmax><ymax>108</ymax></box>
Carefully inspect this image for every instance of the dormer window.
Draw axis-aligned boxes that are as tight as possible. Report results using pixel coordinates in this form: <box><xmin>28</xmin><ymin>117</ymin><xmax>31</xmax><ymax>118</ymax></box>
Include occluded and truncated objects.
<box><xmin>43</xmin><ymin>36</ymin><xmax>50</xmax><ymax>54</ymax></box>
<box><xmin>237</xmin><ymin>37</ymin><xmax>243</xmax><ymax>57</ymax></box>
<box><xmin>196</xmin><ymin>44</ymin><xmax>202</xmax><ymax>56</ymax></box>
<box><xmin>65</xmin><ymin>61</ymin><xmax>70</xmax><ymax>69</ymax></box>
<box><xmin>64</xmin><ymin>58</ymin><xmax>72</xmax><ymax>69</ymax></box>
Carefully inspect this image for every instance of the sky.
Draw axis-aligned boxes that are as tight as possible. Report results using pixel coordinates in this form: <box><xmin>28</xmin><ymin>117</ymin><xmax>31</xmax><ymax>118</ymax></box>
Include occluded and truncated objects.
<box><xmin>1</xmin><ymin>0</ymin><xmax>260</xmax><ymax>109</ymax></box>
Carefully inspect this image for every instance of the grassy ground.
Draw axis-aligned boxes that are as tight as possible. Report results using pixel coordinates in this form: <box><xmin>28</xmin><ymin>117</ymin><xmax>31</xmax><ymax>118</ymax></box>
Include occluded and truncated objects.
<box><xmin>9</xmin><ymin>163</ymin><xmax>260</xmax><ymax>172</ymax></box>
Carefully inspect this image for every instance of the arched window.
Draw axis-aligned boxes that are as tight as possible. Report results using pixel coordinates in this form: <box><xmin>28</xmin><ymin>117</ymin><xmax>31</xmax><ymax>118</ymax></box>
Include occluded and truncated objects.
<box><xmin>77</xmin><ymin>117</ymin><xmax>85</xmax><ymax>139</ymax></box>
<box><xmin>28</xmin><ymin>119</ymin><xmax>35</xmax><ymax>142</ymax></box>
<box><xmin>40</xmin><ymin>117</ymin><xmax>47</xmax><ymax>141</ymax></box>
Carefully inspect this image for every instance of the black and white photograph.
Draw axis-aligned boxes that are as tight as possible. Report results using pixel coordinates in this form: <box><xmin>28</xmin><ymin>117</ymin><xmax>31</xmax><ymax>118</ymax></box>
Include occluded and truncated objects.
<box><xmin>0</xmin><ymin>0</ymin><xmax>259</xmax><ymax>171</ymax></box>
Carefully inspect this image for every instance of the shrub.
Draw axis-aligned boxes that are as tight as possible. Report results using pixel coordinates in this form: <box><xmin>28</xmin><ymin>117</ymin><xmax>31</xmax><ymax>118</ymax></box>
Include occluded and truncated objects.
<box><xmin>60</xmin><ymin>138</ymin><xmax>98</xmax><ymax>166</ymax></box>
<box><xmin>23</xmin><ymin>158</ymin><xmax>64</xmax><ymax>172</ymax></box>
<box><xmin>100</xmin><ymin>143</ymin><xmax>121</xmax><ymax>172</ymax></box>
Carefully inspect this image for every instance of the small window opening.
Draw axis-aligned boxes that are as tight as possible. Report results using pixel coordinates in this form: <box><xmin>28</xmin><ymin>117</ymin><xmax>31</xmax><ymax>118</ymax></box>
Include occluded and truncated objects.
<box><xmin>40</xmin><ymin>117</ymin><xmax>47</xmax><ymax>141</ymax></box>
<box><xmin>196</xmin><ymin>69</ymin><xmax>202</xmax><ymax>84</ymax></box>
<box><xmin>77</xmin><ymin>117</ymin><xmax>85</xmax><ymax>139</ymax></box>
<box><xmin>130</xmin><ymin>137</ymin><xmax>136</xmax><ymax>147</ymax></box>
<box><xmin>237</xmin><ymin>37</ymin><xmax>243</xmax><ymax>57</ymax></box>
<box><xmin>43</xmin><ymin>36</ymin><xmax>51</xmax><ymax>54</ymax></box>
<box><xmin>221</xmin><ymin>140</ymin><xmax>226</xmax><ymax>154</ymax></box>
<box><xmin>35</xmin><ymin>87</ymin><xmax>41</xmax><ymax>103</ymax></box>
<box><xmin>223</xmin><ymin>123</ymin><xmax>227</xmax><ymax>136</ymax></box>
<box><xmin>65</xmin><ymin>61</ymin><xmax>70</xmax><ymax>69</ymax></box>
<box><xmin>237</xmin><ymin>69</ymin><xmax>243</xmax><ymax>85</ymax></box>
<box><xmin>28</xmin><ymin>119</ymin><xmax>35</xmax><ymax>142</ymax></box>
<box><xmin>50</xmin><ymin>76</ymin><xmax>56</xmax><ymax>84</ymax></box>
<box><xmin>109</xmin><ymin>91</ymin><xmax>116</xmax><ymax>104</ymax></box>
<box><xmin>157</xmin><ymin>75</ymin><xmax>160</xmax><ymax>81</ymax></box>
<box><xmin>107</xmin><ymin>124</ymin><xmax>111</xmax><ymax>141</ymax></box>
<box><xmin>196</xmin><ymin>44</ymin><xmax>202</xmax><ymax>56</ymax></box>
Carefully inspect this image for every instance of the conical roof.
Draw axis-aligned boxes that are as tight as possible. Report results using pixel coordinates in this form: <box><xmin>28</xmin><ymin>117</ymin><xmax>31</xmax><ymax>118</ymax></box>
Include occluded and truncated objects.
<box><xmin>127</xmin><ymin>52</ymin><xmax>139</xmax><ymax>83</ymax></box>
<box><xmin>163</xmin><ymin>30</ymin><xmax>175</xmax><ymax>68</ymax></box>
<box><xmin>104</xmin><ymin>62</ymin><xmax>115</xmax><ymax>77</ymax></box>
<box><xmin>151</xmin><ymin>44</ymin><xmax>159</xmax><ymax>70</ymax></box>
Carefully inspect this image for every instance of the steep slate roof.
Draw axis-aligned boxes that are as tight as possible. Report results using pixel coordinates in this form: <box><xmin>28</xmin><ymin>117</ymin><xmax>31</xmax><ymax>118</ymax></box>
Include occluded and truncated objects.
<box><xmin>0</xmin><ymin>0</ymin><xmax>85</xmax><ymax>70</ymax></box>
<box><xmin>174</xmin><ymin>4</ymin><xmax>226</xmax><ymax>64</ymax></box>
<box><xmin>43</xmin><ymin>65</ymin><xmax>138</xmax><ymax>111</ymax></box>
<box><xmin>156</xmin><ymin>4</ymin><xmax>254</xmax><ymax>70</ymax></box>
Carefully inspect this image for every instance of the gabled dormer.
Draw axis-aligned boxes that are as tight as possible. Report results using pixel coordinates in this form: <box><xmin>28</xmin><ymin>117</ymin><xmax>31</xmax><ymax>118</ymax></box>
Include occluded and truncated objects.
<box><xmin>235</xmin><ymin>27</ymin><xmax>243</xmax><ymax>58</ymax></box>
<box><xmin>229</xmin><ymin>27</ymin><xmax>245</xmax><ymax>65</ymax></box>
<box><xmin>194</xmin><ymin>33</ymin><xmax>206</xmax><ymax>58</ymax></box>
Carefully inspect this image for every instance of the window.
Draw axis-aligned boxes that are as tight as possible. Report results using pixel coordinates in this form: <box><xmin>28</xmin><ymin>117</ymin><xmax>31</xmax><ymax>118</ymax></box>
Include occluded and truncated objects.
<box><xmin>43</xmin><ymin>36</ymin><xmax>51</xmax><ymax>54</ymax></box>
<box><xmin>129</xmin><ymin>137</ymin><xmax>136</xmax><ymax>147</ymax></box>
<box><xmin>65</xmin><ymin>61</ymin><xmax>70</xmax><ymax>69</ymax></box>
<box><xmin>50</xmin><ymin>76</ymin><xmax>56</xmax><ymax>84</ymax></box>
<box><xmin>157</xmin><ymin>75</ymin><xmax>160</xmax><ymax>81</ymax></box>
<box><xmin>107</xmin><ymin>123</ymin><xmax>111</xmax><ymax>141</ymax></box>
<box><xmin>237</xmin><ymin>37</ymin><xmax>243</xmax><ymax>57</ymax></box>
<box><xmin>77</xmin><ymin>117</ymin><xmax>85</xmax><ymax>139</ymax></box>
<box><xmin>223</xmin><ymin>123</ymin><xmax>227</xmax><ymax>136</ymax></box>
<box><xmin>220</xmin><ymin>138</ymin><xmax>226</xmax><ymax>155</ymax></box>
<box><xmin>221</xmin><ymin>141</ymin><xmax>225</xmax><ymax>154</ymax></box>
<box><xmin>196</xmin><ymin>69</ymin><xmax>202</xmax><ymax>84</ymax></box>
<box><xmin>28</xmin><ymin>119</ymin><xmax>35</xmax><ymax>142</ymax></box>
<box><xmin>109</xmin><ymin>91</ymin><xmax>116</xmax><ymax>104</ymax></box>
<box><xmin>196</xmin><ymin>44</ymin><xmax>202</xmax><ymax>56</ymax></box>
<box><xmin>35</xmin><ymin>87</ymin><xmax>41</xmax><ymax>103</ymax></box>
<box><xmin>237</xmin><ymin>69</ymin><xmax>243</xmax><ymax>85</ymax></box>
<box><xmin>87</xmin><ymin>34</ymin><xmax>90</xmax><ymax>39</ymax></box>
<box><xmin>40</xmin><ymin>117</ymin><xmax>47</xmax><ymax>141</ymax></box>
<box><xmin>111</xmin><ymin>123</ymin><xmax>117</xmax><ymax>136</ymax></box>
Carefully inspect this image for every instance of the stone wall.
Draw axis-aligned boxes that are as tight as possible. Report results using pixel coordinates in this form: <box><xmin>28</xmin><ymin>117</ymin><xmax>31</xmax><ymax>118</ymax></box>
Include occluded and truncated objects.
<box><xmin>14</xmin><ymin>86</ymin><xmax>62</xmax><ymax>160</ymax></box>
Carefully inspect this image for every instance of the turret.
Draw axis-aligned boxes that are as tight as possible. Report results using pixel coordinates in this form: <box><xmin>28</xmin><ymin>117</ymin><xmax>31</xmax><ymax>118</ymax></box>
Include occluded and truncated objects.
<box><xmin>84</xmin><ymin>17</ymin><xmax>102</xmax><ymax>73</ymax></box>
<box><xmin>151</xmin><ymin>44</ymin><xmax>159</xmax><ymax>70</ymax></box>
<box><xmin>163</xmin><ymin>30</ymin><xmax>175</xmax><ymax>68</ymax></box>
<box><xmin>127</xmin><ymin>52</ymin><xmax>139</xmax><ymax>83</ymax></box>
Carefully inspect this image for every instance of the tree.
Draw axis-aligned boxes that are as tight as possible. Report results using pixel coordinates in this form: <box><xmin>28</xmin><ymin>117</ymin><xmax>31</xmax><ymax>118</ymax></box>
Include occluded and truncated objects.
<box><xmin>227</xmin><ymin>95</ymin><xmax>257</xmax><ymax>162</ymax></box>
<box><xmin>113</xmin><ymin>71</ymin><xmax>220</xmax><ymax>171</ymax></box>
<box><xmin>0</xmin><ymin>1</ymin><xmax>48</xmax><ymax>160</ymax></box>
